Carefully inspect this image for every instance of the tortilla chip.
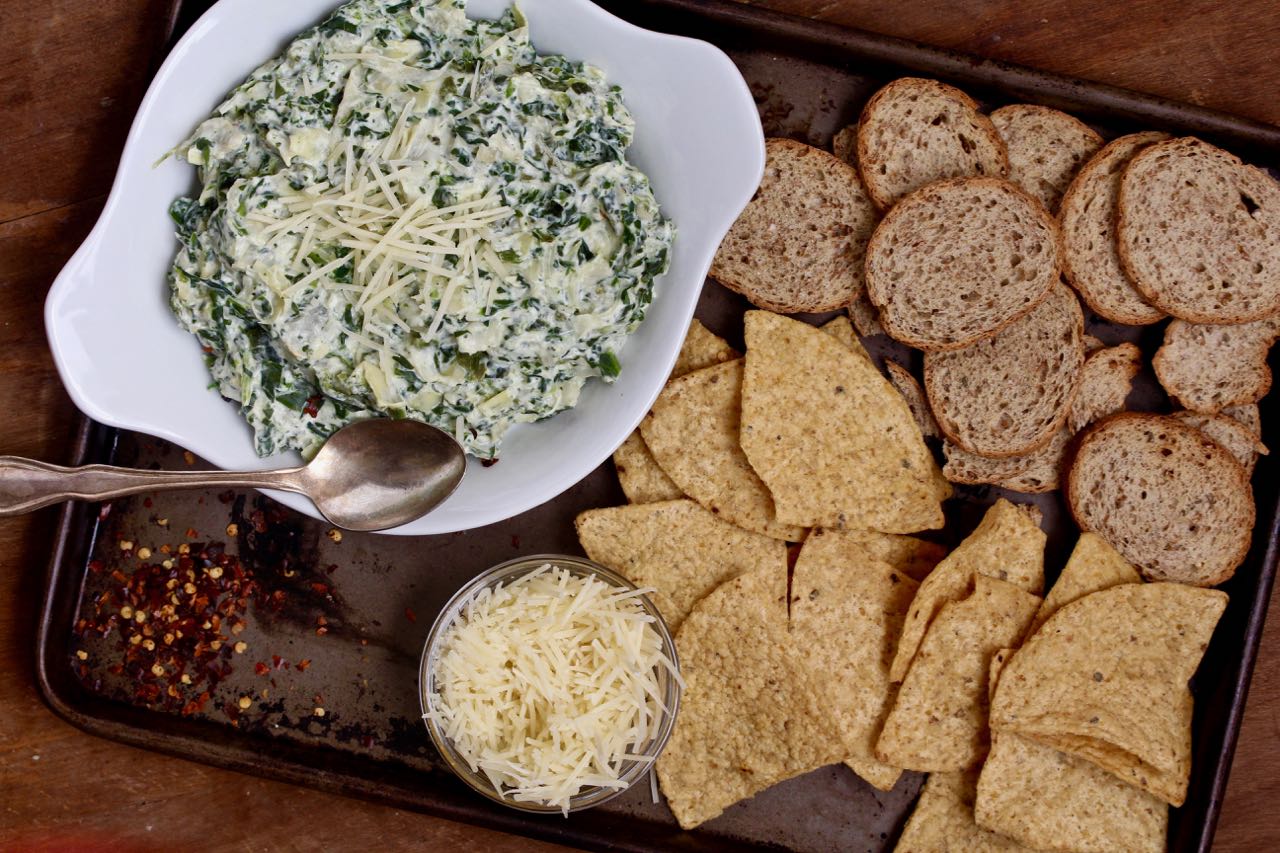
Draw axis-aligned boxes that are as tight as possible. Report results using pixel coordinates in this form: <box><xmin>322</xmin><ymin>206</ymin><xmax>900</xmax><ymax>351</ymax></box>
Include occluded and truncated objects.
<box><xmin>674</xmin><ymin>317</ymin><xmax>740</xmax><ymax>378</ymax></box>
<box><xmin>876</xmin><ymin>575</ymin><xmax>1041</xmax><ymax>771</ymax></box>
<box><xmin>613</xmin><ymin>320</ymin><xmax>738</xmax><ymax>504</ymax></box>
<box><xmin>1027</xmin><ymin>533</ymin><xmax>1141</xmax><ymax>636</ymax></box>
<box><xmin>613</xmin><ymin>431</ymin><xmax>684</xmax><ymax>504</ymax></box>
<box><xmin>975</xmin><ymin>731</ymin><xmax>1168</xmax><ymax>853</ymax></box>
<box><xmin>790</xmin><ymin>529</ymin><xmax>919</xmax><ymax>787</ymax></box>
<box><xmin>641</xmin><ymin>360</ymin><xmax>806</xmax><ymax>541</ymax></box>
<box><xmin>989</xmin><ymin>583</ymin><xmax>1227</xmax><ymax>806</ymax></box>
<box><xmin>575</xmin><ymin>499</ymin><xmax>787</xmax><ymax>633</ymax></box>
<box><xmin>846</xmin><ymin>758</ymin><xmax>903</xmax><ymax>792</ymax></box>
<box><xmin>837</xmin><ymin>530</ymin><xmax>946</xmax><ymax>582</ymax></box>
<box><xmin>988</xmin><ymin>648</ymin><xmax>1014</xmax><ymax>701</ymax></box>
<box><xmin>894</xmin><ymin>769</ymin><xmax>1033</xmax><ymax>853</ymax></box>
<box><xmin>656</xmin><ymin>567</ymin><xmax>847</xmax><ymax>829</ymax></box>
<box><xmin>890</xmin><ymin>500</ymin><xmax>1045</xmax><ymax>682</ymax></box>
<box><xmin>820</xmin><ymin>314</ymin><xmax>871</xmax><ymax>363</ymax></box>
<box><xmin>740</xmin><ymin>311</ymin><xmax>949</xmax><ymax>533</ymax></box>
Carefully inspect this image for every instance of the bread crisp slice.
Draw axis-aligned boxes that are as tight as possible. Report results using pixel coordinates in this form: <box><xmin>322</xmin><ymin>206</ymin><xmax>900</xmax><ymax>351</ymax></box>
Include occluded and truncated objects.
<box><xmin>942</xmin><ymin>342</ymin><xmax>1140</xmax><ymax>493</ymax></box>
<box><xmin>865</xmin><ymin>177</ymin><xmax>1061</xmax><ymax>351</ymax></box>
<box><xmin>710</xmin><ymin>138</ymin><xmax>879</xmax><ymax>313</ymax></box>
<box><xmin>1059</xmin><ymin>132</ymin><xmax>1170</xmax><ymax>324</ymax></box>
<box><xmin>925</xmin><ymin>282</ymin><xmax>1084</xmax><ymax>457</ymax></box>
<box><xmin>1117</xmin><ymin>136</ymin><xmax>1280</xmax><ymax>323</ymax></box>
<box><xmin>856</xmin><ymin>78</ymin><xmax>1008</xmax><ymax>209</ymax></box>
<box><xmin>1223</xmin><ymin>403</ymin><xmax>1263</xmax><ymax>436</ymax></box>
<box><xmin>990</xmin><ymin>104</ymin><xmax>1103</xmax><ymax>213</ymax></box>
<box><xmin>1152</xmin><ymin>316</ymin><xmax>1280</xmax><ymax>413</ymax></box>
<box><xmin>1066</xmin><ymin>413</ymin><xmax>1255</xmax><ymax>586</ymax></box>
<box><xmin>832</xmin><ymin>124</ymin><xmax>858</xmax><ymax>165</ymax></box>
<box><xmin>1067</xmin><ymin>342</ymin><xmax>1142</xmax><ymax>433</ymax></box>
<box><xmin>1171</xmin><ymin>411</ymin><xmax>1268</xmax><ymax>475</ymax></box>
<box><xmin>885</xmin><ymin>360</ymin><xmax>941</xmax><ymax>441</ymax></box>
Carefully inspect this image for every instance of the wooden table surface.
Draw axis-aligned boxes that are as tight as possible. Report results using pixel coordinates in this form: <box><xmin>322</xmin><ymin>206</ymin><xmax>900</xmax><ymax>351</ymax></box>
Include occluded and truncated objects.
<box><xmin>2</xmin><ymin>1</ymin><xmax>1278</xmax><ymax>850</ymax></box>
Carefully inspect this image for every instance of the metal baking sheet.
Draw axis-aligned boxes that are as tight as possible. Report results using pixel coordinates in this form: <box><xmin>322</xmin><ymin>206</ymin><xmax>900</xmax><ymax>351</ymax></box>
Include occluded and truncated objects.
<box><xmin>35</xmin><ymin>1</ymin><xmax>1280</xmax><ymax>851</ymax></box>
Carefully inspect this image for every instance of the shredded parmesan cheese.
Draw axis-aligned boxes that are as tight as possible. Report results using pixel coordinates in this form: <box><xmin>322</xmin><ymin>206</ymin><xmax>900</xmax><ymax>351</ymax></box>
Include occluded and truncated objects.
<box><xmin>425</xmin><ymin>565</ymin><xmax>680</xmax><ymax>812</ymax></box>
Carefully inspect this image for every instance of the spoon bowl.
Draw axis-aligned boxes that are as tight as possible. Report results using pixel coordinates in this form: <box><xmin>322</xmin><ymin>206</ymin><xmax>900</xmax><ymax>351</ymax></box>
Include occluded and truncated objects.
<box><xmin>300</xmin><ymin>420</ymin><xmax>467</xmax><ymax>531</ymax></box>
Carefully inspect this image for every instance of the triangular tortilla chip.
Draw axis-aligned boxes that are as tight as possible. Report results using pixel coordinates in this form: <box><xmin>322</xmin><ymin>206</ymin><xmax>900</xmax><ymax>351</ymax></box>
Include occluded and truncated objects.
<box><xmin>846</xmin><ymin>758</ymin><xmax>903</xmax><ymax>793</ymax></box>
<box><xmin>673</xmin><ymin>317</ymin><xmax>740</xmax><ymax>378</ymax></box>
<box><xmin>894</xmin><ymin>769</ymin><xmax>1033</xmax><ymax>852</ymax></box>
<box><xmin>575</xmin><ymin>499</ymin><xmax>787</xmax><ymax>633</ymax></box>
<box><xmin>613</xmin><ymin>320</ymin><xmax>738</xmax><ymax>504</ymax></box>
<box><xmin>656</xmin><ymin>567</ymin><xmax>846</xmax><ymax>829</ymax></box>
<box><xmin>977</xmin><ymin>647</ymin><xmax>1168</xmax><ymax>852</ymax></box>
<box><xmin>641</xmin><ymin>359</ymin><xmax>805</xmax><ymax>541</ymax></box>
<box><xmin>740</xmin><ymin>311</ymin><xmax>949</xmax><ymax>533</ymax></box>
<box><xmin>890</xmin><ymin>500</ymin><xmax>1044</xmax><ymax>682</ymax></box>
<box><xmin>819</xmin><ymin>314</ymin><xmax>871</xmax><ymax>363</ymax></box>
<box><xmin>613</xmin><ymin>431</ymin><xmax>684</xmax><ymax>504</ymax></box>
<box><xmin>876</xmin><ymin>575</ymin><xmax>1041</xmax><ymax>771</ymax></box>
<box><xmin>1027</xmin><ymin>532</ymin><xmax>1141</xmax><ymax>636</ymax></box>
<box><xmin>975</xmin><ymin>730</ymin><xmax>1168</xmax><ymax>853</ymax></box>
<box><xmin>989</xmin><ymin>583</ymin><xmax>1227</xmax><ymax>806</ymax></box>
<box><xmin>838</xmin><ymin>530</ymin><xmax>946</xmax><ymax>583</ymax></box>
<box><xmin>789</xmin><ymin>528</ymin><xmax>919</xmax><ymax>790</ymax></box>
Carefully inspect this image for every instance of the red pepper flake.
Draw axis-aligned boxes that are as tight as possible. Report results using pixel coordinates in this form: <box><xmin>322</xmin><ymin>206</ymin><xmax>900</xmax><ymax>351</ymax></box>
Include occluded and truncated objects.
<box><xmin>254</xmin><ymin>662</ymin><xmax>270</xmax><ymax>676</ymax></box>
<box><xmin>296</xmin><ymin>659</ymin><xmax>312</xmax><ymax>673</ymax></box>
<box><xmin>185</xmin><ymin>528</ymin><xmax>199</xmax><ymax>539</ymax></box>
<box><xmin>404</xmin><ymin>607</ymin><xmax>417</xmax><ymax>624</ymax></box>
<box><xmin>302</xmin><ymin>395</ymin><xmax>323</xmax><ymax>418</ymax></box>
<box><xmin>97</xmin><ymin>503</ymin><xmax>112</xmax><ymax>521</ymax></box>
<box><xmin>315</xmin><ymin>626</ymin><xmax>328</xmax><ymax>637</ymax></box>
<box><xmin>310</xmin><ymin>582</ymin><xmax>329</xmax><ymax>595</ymax></box>
<box><xmin>142</xmin><ymin>497</ymin><xmax>153</xmax><ymax>509</ymax></box>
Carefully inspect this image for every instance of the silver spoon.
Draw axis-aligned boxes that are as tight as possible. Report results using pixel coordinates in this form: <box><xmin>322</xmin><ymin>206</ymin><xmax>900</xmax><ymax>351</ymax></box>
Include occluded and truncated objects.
<box><xmin>0</xmin><ymin>419</ymin><xmax>466</xmax><ymax>532</ymax></box>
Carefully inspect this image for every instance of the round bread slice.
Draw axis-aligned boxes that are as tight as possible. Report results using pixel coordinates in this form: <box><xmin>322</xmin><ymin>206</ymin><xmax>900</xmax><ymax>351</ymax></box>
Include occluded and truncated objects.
<box><xmin>1171</xmin><ymin>411</ymin><xmax>1268</xmax><ymax>476</ymax></box>
<box><xmin>1066</xmin><ymin>413</ymin><xmax>1254</xmax><ymax>586</ymax></box>
<box><xmin>924</xmin><ymin>281</ymin><xmax>1084</xmax><ymax>457</ymax></box>
<box><xmin>832</xmin><ymin>124</ymin><xmax>858</xmax><ymax>165</ymax></box>
<box><xmin>1117</xmin><ymin>136</ymin><xmax>1280</xmax><ymax>323</ymax></box>
<box><xmin>1152</xmin><ymin>316</ymin><xmax>1280</xmax><ymax>413</ymax></box>
<box><xmin>990</xmin><ymin>104</ymin><xmax>1103</xmax><ymax>213</ymax></box>
<box><xmin>709</xmin><ymin>138</ymin><xmax>879</xmax><ymax>313</ymax></box>
<box><xmin>865</xmin><ymin>177</ymin><xmax>1061</xmax><ymax>350</ymax></box>
<box><xmin>856</xmin><ymin>77</ymin><xmax>1008</xmax><ymax>210</ymax></box>
<box><xmin>1059</xmin><ymin>132</ymin><xmax>1170</xmax><ymax>324</ymax></box>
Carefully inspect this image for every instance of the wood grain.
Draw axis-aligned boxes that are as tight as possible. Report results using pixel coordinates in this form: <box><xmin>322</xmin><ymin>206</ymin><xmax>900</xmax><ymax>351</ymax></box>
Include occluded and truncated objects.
<box><xmin>1</xmin><ymin>1</ymin><xmax>1278</xmax><ymax>851</ymax></box>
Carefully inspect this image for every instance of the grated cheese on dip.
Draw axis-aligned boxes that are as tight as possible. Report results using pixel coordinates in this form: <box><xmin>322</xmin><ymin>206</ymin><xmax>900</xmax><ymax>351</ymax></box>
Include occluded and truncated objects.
<box><xmin>425</xmin><ymin>564</ymin><xmax>680</xmax><ymax>812</ymax></box>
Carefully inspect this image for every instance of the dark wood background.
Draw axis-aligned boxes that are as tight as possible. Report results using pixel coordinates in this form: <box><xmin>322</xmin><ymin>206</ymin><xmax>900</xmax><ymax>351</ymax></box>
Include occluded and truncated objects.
<box><xmin>2</xmin><ymin>1</ymin><xmax>1277</xmax><ymax>849</ymax></box>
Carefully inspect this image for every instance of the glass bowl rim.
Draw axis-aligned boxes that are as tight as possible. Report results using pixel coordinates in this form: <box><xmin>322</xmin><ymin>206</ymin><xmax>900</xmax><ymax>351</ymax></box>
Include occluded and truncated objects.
<box><xmin>418</xmin><ymin>553</ymin><xmax>682</xmax><ymax>814</ymax></box>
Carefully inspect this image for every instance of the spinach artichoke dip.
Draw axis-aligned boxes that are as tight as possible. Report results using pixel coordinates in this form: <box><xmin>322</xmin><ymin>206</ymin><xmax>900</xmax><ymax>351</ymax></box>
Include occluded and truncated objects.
<box><xmin>167</xmin><ymin>0</ymin><xmax>674</xmax><ymax>459</ymax></box>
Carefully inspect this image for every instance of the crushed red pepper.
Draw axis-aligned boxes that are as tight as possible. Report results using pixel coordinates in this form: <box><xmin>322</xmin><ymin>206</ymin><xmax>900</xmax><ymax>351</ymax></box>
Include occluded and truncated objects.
<box><xmin>73</xmin><ymin>540</ymin><xmax>256</xmax><ymax>716</ymax></box>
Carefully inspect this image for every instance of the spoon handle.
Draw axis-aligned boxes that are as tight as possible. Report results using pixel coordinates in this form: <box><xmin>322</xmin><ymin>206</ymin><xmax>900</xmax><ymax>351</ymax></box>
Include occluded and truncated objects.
<box><xmin>0</xmin><ymin>456</ymin><xmax>306</xmax><ymax>516</ymax></box>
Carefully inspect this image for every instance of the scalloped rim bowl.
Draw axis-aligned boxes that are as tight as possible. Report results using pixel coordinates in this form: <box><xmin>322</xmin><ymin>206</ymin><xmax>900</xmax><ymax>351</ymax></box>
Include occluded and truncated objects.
<box><xmin>44</xmin><ymin>0</ymin><xmax>763</xmax><ymax>535</ymax></box>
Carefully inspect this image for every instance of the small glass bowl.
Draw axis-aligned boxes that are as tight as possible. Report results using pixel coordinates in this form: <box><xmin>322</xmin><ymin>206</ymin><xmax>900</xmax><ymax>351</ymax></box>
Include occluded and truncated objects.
<box><xmin>419</xmin><ymin>554</ymin><xmax>682</xmax><ymax>814</ymax></box>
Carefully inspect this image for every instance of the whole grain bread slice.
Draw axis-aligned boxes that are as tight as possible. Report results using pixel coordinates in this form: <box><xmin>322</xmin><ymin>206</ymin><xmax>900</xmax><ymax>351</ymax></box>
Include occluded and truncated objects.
<box><xmin>1223</xmin><ymin>403</ymin><xmax>1263</xmax><ymax>436</ymax></box>
<box><xmin>885</xmin><ymin>360</ymin><xmax>941</xmax><ymax>441</ymax></box>
<box><xmin>1067</xmin><ymin>342</ymin><xmax>1142</xmax><ymax>432</ymax></box>
<box><xmin>865</xmin><ymin>177</ymin><xmax>1062</xmax><ymax>350</ymax></box>
<box><xmin>710</xmin><ymin>138</ymin><xmax>879</xmax><ymax>313</ymax></box>
<box><xmin>1066</xmin><ymin>413</ymin><xmax>1255</xmax><ymax>586</ymax></box>
<box><xmin>1152</xmin><ymin>316</ymin><xmax>1280</xmax><ymax>413</ymax></box>
<box><xmin>1059</xmin><ymin>132</ymin><xmax>1170</xmax><ymax>324</ymax></box>
<box><xmin>925</xmin><ymin>281</ymin><xmax>1084</xmax><ymax>457</ymax></box>
<box><xmin>990</xmin><ymin>104</ymin><xmax>1103</xmax><ymax>213</ymax></box>
<box><xmin>856</xmin><ymin>78</ymin><xmax>1008</xmax><ymax>209</ymax></box>
<box><xmin>940</xmin><ymin>342</ymin><xmax>1139</xmax><ymax>492</ymax></box>
<box><xmin>1117</xmin><ymin>136</ymin><xmax>1280</xmax><ymax>323</ymax></box>
<box><xmin>1170</xmin><ymin>411</ymin><xmax>1268</xmax><ymax>475</ymax></box>
<box><xmin>832</xmin><ymin>124</ymin><xmax>858</xmax><ymax>165</ymax></box>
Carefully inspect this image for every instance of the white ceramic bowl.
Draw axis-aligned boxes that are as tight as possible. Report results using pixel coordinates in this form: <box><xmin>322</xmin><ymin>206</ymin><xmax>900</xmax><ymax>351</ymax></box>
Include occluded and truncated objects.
<box><xmin>45</xmin><ymin>0</ymin><xmax>764</xmax><ymax>535</ymax></box>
